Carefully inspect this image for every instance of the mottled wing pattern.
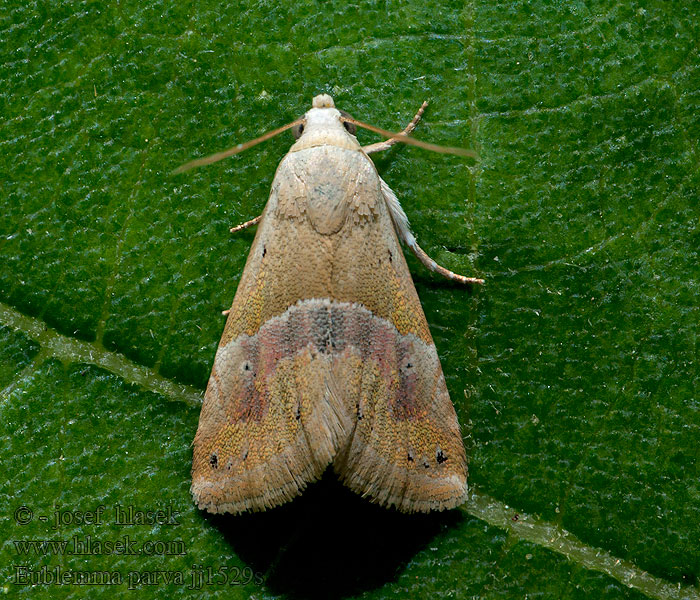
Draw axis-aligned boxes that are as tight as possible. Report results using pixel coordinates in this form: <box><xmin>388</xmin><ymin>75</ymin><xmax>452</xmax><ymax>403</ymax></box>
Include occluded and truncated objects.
<box><xmin>191</xmin><ymin>150</ymin><xmax>353</xmax><ymax>514</ymax></box>
<box><xmin>191</xmin><ymin>145</ymin><xmax>467</xmax><ymax>514</ymax></box>
<box><xmin>327</xmin><ymin>160</ymin><xmax>467</xmax><ymax>512</ymax></box>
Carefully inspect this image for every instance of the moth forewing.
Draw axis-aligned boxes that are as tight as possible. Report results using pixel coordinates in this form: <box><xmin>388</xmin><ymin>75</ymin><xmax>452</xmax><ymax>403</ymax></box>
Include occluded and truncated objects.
<box><xmin>190</xmin><ymin>94</ymin><xmax>474</xmax><ymax>514</ymax></box>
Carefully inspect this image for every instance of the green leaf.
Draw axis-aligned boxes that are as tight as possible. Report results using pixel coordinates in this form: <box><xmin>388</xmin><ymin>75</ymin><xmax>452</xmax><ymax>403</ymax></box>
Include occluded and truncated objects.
<box><xmin>1</xmin><ymin>1</ymin><xmax>698</xmax><ymax>599</ymax></box>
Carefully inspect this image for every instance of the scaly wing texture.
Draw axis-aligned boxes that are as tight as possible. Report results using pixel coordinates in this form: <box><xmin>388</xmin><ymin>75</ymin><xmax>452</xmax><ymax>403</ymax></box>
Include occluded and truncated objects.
<box><xmin>191</xmin><ymin>146</ymin><xmax>467</xmax><ymax>514</ymax></box>
<box><xmin>328</xmin><ymin>162</ymin><xmax>467</xmax><ymax>512</ymax></box>
<box><xmin>191</xmin><ymin>150</ymin><xmax>351</xmax><ymax>513</ymax></box>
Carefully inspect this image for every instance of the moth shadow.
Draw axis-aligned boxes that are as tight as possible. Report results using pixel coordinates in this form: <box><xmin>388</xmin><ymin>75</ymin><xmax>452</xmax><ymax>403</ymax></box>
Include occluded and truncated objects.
<box><xmin>206</xmin><ymin>469</ymin><xmax>464</xmax><ymax>599</ymax></box>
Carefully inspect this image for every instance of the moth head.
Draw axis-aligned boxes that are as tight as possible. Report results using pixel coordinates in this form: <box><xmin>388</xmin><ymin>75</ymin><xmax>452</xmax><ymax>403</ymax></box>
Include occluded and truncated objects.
<box><xmin>172</xmin><ymin>94</ymin><xmax>477</xmax><ymax>175</ymax></box>
<box><xmin>289</xmin><ymin>95</ymin><xmax>360</xmax><ymax>151</ymax></box>
<box><xmin>311</xmin><ymin>94</ymin><xmax>356</xmax><ymax>134</ymax></box>
<box><xmin>312</xmin><ymin>94</ymin><xmax>335</xmax><ymax>109</ymax></box>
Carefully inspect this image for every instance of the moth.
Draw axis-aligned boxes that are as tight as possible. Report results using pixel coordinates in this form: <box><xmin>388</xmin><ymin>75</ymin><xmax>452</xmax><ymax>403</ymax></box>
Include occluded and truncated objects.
<box><xmin>180</xmin><ymin>94</ymin><xmax>483</xmax><ymax>514</ymax></box>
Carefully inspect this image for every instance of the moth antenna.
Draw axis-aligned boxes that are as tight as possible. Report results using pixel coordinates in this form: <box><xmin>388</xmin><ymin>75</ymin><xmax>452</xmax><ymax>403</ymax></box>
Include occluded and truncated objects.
<box><xmin>173</xmin><ymin>119</ymin><xmax>304</xmax><ymax>174</ymax></box>
<box><xmin>342</xmin><ymin>116</ymin><xmax>477</xmax><ymax>158</ymax></box>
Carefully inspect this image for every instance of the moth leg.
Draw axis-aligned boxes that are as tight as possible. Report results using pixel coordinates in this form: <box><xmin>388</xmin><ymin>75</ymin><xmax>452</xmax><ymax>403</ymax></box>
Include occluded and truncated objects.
<box><xmin>223</xmin><ymin>214</ymin><xmax>263</xmax><ymax>315</ymax></box>
<box><xmin>362</xmin><ymin>101</ymin><xmax>428</xmax><ymax>155</ymax></box>
<box><xmin>380</xmin><ymin>178</ymin><xmax>484</xmax><ymax>285</ymax></box>
<box><xmin>408</xmin><ymin>240</ymin><xmax>484</xmax><ymax>285</ymax></box>
<box><xmin>230</xmin><ymin>215</ymin><xmax>262</xmax><ymax>234</ymax></box>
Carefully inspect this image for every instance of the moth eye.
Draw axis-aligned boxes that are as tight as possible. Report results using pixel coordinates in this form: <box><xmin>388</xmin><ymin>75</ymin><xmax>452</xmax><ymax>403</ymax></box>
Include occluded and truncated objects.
<box><xmin>339</xmin><ymin>110</ymin><xmax>356</xmax><ymax>135</ymax></box>
<box><xmin>292</xmin><ymin>122</ymin><xmax>305</xmax><ymax>139</ymax></box>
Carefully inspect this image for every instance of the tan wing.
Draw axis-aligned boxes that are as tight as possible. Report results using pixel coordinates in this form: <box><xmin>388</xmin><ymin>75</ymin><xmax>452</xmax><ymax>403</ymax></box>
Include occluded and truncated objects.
<box><xmin>327</xmin><ymin>161</ymin><xmax>468</xmax><ymax>512</ymax></box>
<box><xmin>191</xmin><ymin>149</ymin><xmax>354</xmax><ymax>514</ymax></box>
<box><xmin>191</xmin><ymin>144</ymin><xmax>467</xmax><ymax>514</ymax></box>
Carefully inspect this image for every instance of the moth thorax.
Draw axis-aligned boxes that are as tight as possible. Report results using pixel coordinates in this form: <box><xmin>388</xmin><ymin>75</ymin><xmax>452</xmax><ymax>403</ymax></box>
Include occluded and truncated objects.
<box><xmin>312</xmin><ymin>94</ymin><xmax>335</xmax><ymax>109</ymax></box>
